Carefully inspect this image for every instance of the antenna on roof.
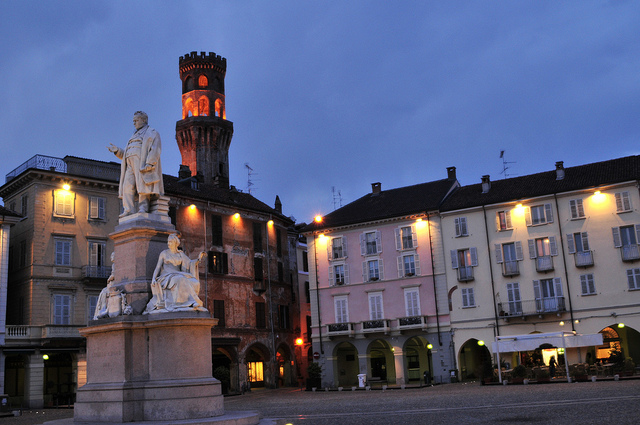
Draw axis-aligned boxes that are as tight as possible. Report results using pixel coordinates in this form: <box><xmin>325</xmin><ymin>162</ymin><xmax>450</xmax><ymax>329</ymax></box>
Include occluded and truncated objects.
<box><xmin>245</xmin><ymin>163</ymin><xmax>258</xmax><ymax>194</ymax></box>
<box><xmin>499</xmin><ymin>150</ymin><xmax>517</xmax><ymax>179</ymax></box>
<box><xmin>332</xmin><ymin>186</ymin><xmax>343</xmax><ymax>210</ymax></box>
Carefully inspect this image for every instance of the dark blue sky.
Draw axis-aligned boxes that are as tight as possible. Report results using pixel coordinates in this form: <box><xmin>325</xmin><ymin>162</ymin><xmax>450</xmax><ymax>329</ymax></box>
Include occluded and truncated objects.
<box><xmin>1</xmin><ymin>1</ymin><xmax>639</xmax><ymax>223</ymax></box>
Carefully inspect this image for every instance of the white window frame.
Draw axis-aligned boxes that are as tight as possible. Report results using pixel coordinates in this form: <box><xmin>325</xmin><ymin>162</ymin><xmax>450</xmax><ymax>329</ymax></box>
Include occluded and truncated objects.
<box><xmin>496</xmin><ymin>210</ymin><xmax>512</xmax><ymax>231</ymax></box>
<box><xmin>360</xmin><ymin>231</ymin><xmax>382</xmax><ymax>256</ymax></box>
<box><xmin>395</xmin><ymin>225</ymin><xmax>417</xmax><ymax>250</ymax></box>
<box><xmin>397</xmin><ymin>253</ymin><xmax>420</xmax><ymax>277</ymax></box>
<box><xmin>328</xmin><ymin>263</ymin><xmax>349</xmax><ymax>286</ymax></box>
<box><xmin>580</xmin><ymin>274</ymin><xmax>596</xmax><ymax>295</ymax></box>
<box><xmin>527</xmin><ymin>237</ymin><xmax>558</xmax><ymax>258</ymax></box>
<box><xmin>612</xmin><ymin>224</ymin><xmax>640</xmax><ymax>248</ymax></box>
<box><xmin>454</xmin><ymin>217</ymin><xmax>468</xmax><ymax>237</ymax></box>
<box><xmin>569</xmin><ymin>199</ymin><xmax>585</xmax><ymax>219</ymax></box>
<box><xmin>87</xmin><ymin>294</ymin><xmax>99</xmax><ymax>323</ymax></box>
<box><xmin>368</xmin><ymin>292</ymin><xmax>384</xmax><ymax>320</ymax></box>
<box><xmin>404</xmin><ymin>288</ymin><xmax>421</xmax><ymax>317</ymax></box>
<box><xmin>461</xmin><ymin>288</ymin><xmax>475</xmax><ymax>308</ymax></box>
<box><xmin>54</xmin><ymin>189</ymin><xmax>75</xmax><ymax>217</ymax></box>
<box><xmin>328</xmin><ymin>235</ymin><xmax>348</xmax><ymax>260</ymax></box>
<box><xmin>627</xmin><ymin>268</ymin><xmax>640</xmax><ymax>291</ymax></box>
<box><xmin>88</xmin><ymin>240</ymin><xmax>107</xmax><ymax>268</ymax></box>
<box><xmin>334</xmin><ymin>296</ymin><xmax>349</xmax><ymax>323</ymax></box>
<box><xmin>363</xmin><ymin>258</ymin><xmax>384</xmax><ymax>282</ymax></box>
<box><xmin>52</xmin><ymin>293</ymin><xmax>72</xmax><ymax>325</ymax></box>
<box><xmin>525</xmin><ymin>203</ymin><xmax>553</xmax><ymax>226</ymax></box>
<box><xmin>567</xmin><ymin>232</ymin><xmax>590</xmax><ymax>253</ymax></box>
<box><xmin>55</xmin><ymin>238</ymin><xmax>73</xmax><ymax>266</ymax></box>
<box><xmin>89</xmin><ymin>196</ymin><xmax>106</xmax><ymax>220</ymax></box>
<box><xmin>615</xmin><ymin>191</ymin><xmax>632</xmax><ymax>213</ymax></box>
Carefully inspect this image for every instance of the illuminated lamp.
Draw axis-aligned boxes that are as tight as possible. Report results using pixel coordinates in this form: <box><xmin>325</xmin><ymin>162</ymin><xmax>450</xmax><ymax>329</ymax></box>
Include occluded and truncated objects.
<box><xmin>267</xmin><ymin>220</ymin><xmax>274</xmax><ymax>227</ymax></box>
<box><xmin>295</xmin><ymin>338</ymin><xmax>304</xmax><ymax>346</ymax></box>
<box><xmin>477</xmin><ymin>340</ymin><xmax>485</xmax><ymax>346</ymax></box>
<box><xmin>592</xmin><ymin>190</ymin><xmax>606</xmax><ymax>203</ymax></box>
<box><xmin>314</xmin><ymin>215</ymin><xmax>323</xmax><ymax>223</ymax></box>
<box><xmin>559</xmin><ymin>321</ymin><xmax>565</xmax><ymax>326</ymax></box>
<box><xmin>575</xmin><ymin>319</ymin><xmax>580</xmax><ymax>324</ymax></box>
<box><xmin>62</xmin><ymin>183</ymin><xmax>71</xmax><ymax>191</ymax></box>
<box><xmin>233</xmin><ymin>213</ymin><xmax>240</xmax><ymax>220</ymax></box>
<box><xmin>618</xmin><ymin>323</ymin><xmax>625</xmax><ymax>329</ymax></box>
<box><xmin>189</xmin><ymin>204</ymin><xmax>196</xmax><ymax>211</ymax></box>
<box><xmin>318</xmin><ymin>233</ymin><xmax>326</xmax><ymax>240</ymax></box>
<box><xmin>42</xmin><ymin>354</ymin><xmax>49</xmax><ymax>360</ymax></box>
<box><xmin>427</xmin><ymin>343</ymin><xmax>433</xmax><ymax>350</ymax></box>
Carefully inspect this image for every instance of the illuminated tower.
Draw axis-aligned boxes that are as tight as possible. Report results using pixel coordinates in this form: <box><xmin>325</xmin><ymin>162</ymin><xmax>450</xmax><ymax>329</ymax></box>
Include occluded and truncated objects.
<box><xmin>176</xmin><ymin>51</ymin><xmax>234</xmax><ymax>188</ymax></box>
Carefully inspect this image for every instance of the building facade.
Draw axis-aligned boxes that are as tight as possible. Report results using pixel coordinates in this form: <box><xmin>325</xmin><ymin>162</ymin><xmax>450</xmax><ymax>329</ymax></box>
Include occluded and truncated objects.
<box><xmin>303</xmin><ymin>170</ymin><xmax>459</xmax><ymax>388</ymax></box>
<box><xmin>440</xmin><ymin>157</ymin><xmax>640</xmax><ymax>379</ymax></box>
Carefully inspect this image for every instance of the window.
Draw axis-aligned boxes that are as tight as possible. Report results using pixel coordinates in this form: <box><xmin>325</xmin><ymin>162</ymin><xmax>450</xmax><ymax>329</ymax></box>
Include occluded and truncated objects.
<box><xmin>525</xmin><ymin>203</ymin><xmax>553</xmax><ymax>226</ymax></box>
<box><xmin>254</xmin><ymin>257</ymin><xmax>263</xmax><ymax>281</ymax></box>
<box><xmin>580</xmin><ymin>274</ymin><xmax>596</xmax><ymax>295</ymax></box>
<box><xmin>329</xmin><ymin>236</ymin><xmax>347</xmax><ymax>260</ymax></box>
<box><xmin>615</xmin><ymin>191</ymin><xmax>632</xmax><ymax>213</ymax></box>
<box><xmin>20</xmin><ymin>194</ymin><xmax>28</xmax><ymax>217</ymax></box>
<box><xmin>53</xmin><ymin>294</ymin><xmax>71</xmax><ymax>325</ymax></box>
<box><xmin>211</xmin><ymin>215</ymin><xmax>223</xmax><ymax>246</ymax></box>
<box><xmin>253</xmin><ymin>222</ymin><xmax>263</xmax><ymax>253</ymax></box>
<box><xmin>87</xmin><ymin>295</ymin><xmax>98</xmax><ymax>323</ymax></box>
<box><xmin>612</xmin><ymin>225</ymin><xmax>640</xmax><ymax>261</ymax></box>
<box><xmin>304</xmin><ymin>281</ymin><xmax>310</xmax><ymax>303</ymax></box>
<box><xmin>275</xmin><ymin>229</ymin><xmax>282</xmax><ymax>257</ymax></box>
<box><xmin>88</xmin><ymin>240</ymin><xmax>106</xmax><ymax>267</ymax></box>
<box><xmin>360</xmin><ymin>231</ymin><xmax>381</xmax><ymax>255</ymax></box>
<box><xmin>395</xmin><ymin>225</ymin><xmax>417</xmax><ymax>250</ymax></box>
<box><xmin>334</xmin><ymin>296</ymin><xmax>349</xmax><ymax>323</ymax></box>
<box><xmin>208</xmin><ymin>251</ymin><xmax>228</xmax><ymax>274</ymax></box>
<box><xmin>55</xmin><ymin>238</ymin><xmax>72</xmax><ymax>266</ymax></box>
<box><xmin>404</xmin><ymin>288</ymin><xmax>420</xmax><ymax>317</ymax></box>
<box><xmin>495</xmin><ymin>242</ymin><xmax>523</xmax><ymax>275</ymax></box>
<box><xmin>255</xmin><ymin>302</ymin><xmax>266</xmax><ymax>328</ymax></box>
<box><xmin>278</xmin><ymin>305</ymin><xmax>290</xmax><ymax>329</ymax></box>
<box><xmin>198</xmin><ymin>74</ymin><xmax>208</xmax><ymax>87</ymax></box>
<box><xmin>89</xmin><ymin>196</ymin><xmax>106</xmax><ymax>220</ymax></box>
<box><xmin>450</xmin><ymin>248</ymin><xmax>478</xmax><ymax>281</ymax></box>
<box><xmin>363</xmin><ymin>259</ymin><xmax>383</xmax><ymax>282</ymax></box>
<box><xmin>528</xmin><ymin>237</ymin><xmax>557</xmax><ymax>271</ymax></box>
<box><xmin>461</xmin><ymin>288</ymin><xmax>475</xmax><ymax>308</ymax></box>
<box><xmin>533</xmin><ymin>278</ymin><xmax>564</xmax><ymax>312</ymax></box>
<box><xmin>567</xmin><ymin>232</ymin><xmax>593</xmax><ymax>267</ymax></box>
<box><xmin>496</xmin><ymin>210</ymin><xmax>512</xmax><ymax>231</ymax></box>
<box><xmin>368</xmin><ymin>292</ymin><xmax>384</xmax><ymax>320</ymax></box>
<box><xmin>277</xmin><ymin>261</ymin><xmax>284</xmax><ymax>282</ymax></box>
<box><xmin>454</xmin><ymin>217</ymin><xmax>468</xmax><ymax>237</ymax></box>
<box><xmin>19</xmin><ymin>240</ymin><xmax>27</xmax><ymax>268</ymax></box>
<box><xmin>569</xmin><ymin>199</ymin><xmax>585</xmax><ymax>219</ymax></box>
<box><xmin>398</xmin><ymin>254</ymin><xmax>420</xmax><ymax>277</ymax></box>
<box><xmin>9</xmin><ymin>201</ymin><xmax>15</xmax><ymax>213</ymax></box>
<box><xmin>213</xmin><ymin>300</ymin><xmax>225</xmax><ymax>327</ymax></box>
<box><xmin>506</xmin><ymin>282</ymin><xmax>522</xmax><ymax>315</ymax></box>
<box><xmin>302</xmin><ymin>250</ymin><xmax>309</xmax><ymax>272</ymax></box>
<box><xmin>329</xmin><ymin>264</ymin><xmax>349</xmax><ymax>286</ymax></box>
<box><xmin>54</xmin><ymin>189</ymin><xmax>74</xmax><ymax>217</ymax></box>
<box><xmin>627</xmin><ymin>269</ymin><xmax>640</xmax><ymax>290</ymax></box>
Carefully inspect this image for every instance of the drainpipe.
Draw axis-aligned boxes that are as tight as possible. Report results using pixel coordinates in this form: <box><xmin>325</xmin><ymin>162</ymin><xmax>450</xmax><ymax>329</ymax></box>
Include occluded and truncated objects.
<box><xmin>553</xmin><ymin>194</ymin><xmax>576</xmax><ymax>332</ymax></box>
<box><xmin>482</xmin><ymin>206</ymin><xmax>500</xmax><ymax>336</ymax></box>
<box><xmin>313</xmin><ymin>233</ymin><xmax>324</xmax><ymax>355</ymax></box>
<box><xmin>266</xmin><ymin>220</ymin><xmax>277</xmax><ymax>388</ymax></box>
<box><xmin>426</xmin><ymin>214</ymin><xmax>442</xmax><ymax>346</ymax></box>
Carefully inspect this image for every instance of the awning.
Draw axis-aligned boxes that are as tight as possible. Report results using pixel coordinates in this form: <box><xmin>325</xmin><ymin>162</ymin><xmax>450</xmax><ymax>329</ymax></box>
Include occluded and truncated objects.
<box><xmin>492</xmin><ymin>331</ymin><xmax>603</xmax><ymax>353</ymax></box>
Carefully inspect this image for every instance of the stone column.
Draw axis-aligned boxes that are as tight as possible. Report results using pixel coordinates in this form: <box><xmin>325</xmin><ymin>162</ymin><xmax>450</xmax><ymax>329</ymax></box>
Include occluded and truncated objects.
<box><xmin>76</xmin><ymin>352</ymin><xmax>87</xmax><ymax>388</ymax></box>
<box><xmin>393</xmin><ymin>347</ymin><xmax>405</xmax><ymax>386</ymax></box>
<box><xmin>25</xmin><ymin>352</ymin><xmax>44</xmax><ymax>408</ymax></box>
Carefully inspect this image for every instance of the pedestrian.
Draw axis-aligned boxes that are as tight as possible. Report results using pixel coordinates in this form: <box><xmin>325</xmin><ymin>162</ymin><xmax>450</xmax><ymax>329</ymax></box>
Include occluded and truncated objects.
<box><xmin>549</xmin><ymin>355</ymin><xmax>557</xmax><ymax>379</ymax></box>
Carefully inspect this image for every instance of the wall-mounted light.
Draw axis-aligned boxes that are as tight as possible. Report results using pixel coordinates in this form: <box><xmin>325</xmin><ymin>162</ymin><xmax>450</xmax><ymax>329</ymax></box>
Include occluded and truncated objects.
<box><xmin>295</xmin><ymin>338</ymin><xmax>304</xmax><ymax>346</ymax></box>
<box><xmin>233</xmin><ymin>213</ymin><xmax>240</xmax><ymax>220</ymax></box>
<box><xmin>267</xmin><ymin>220</ymin><xmax>274</xmax><ymax>227</ymax></box>
<box><xmin>42</xmin><ymin>354</ymin><xmax>49</xmax><ymax>360</ymax></box>
<box><xmin>427</xmin><ymin>343</ymin><xmax>433</xmax><ymax>350</ymax></box>
<box><xmin>189</xmin><ymin>204</ymin><xmax>197</xmax><ymax>211</ymax></box>
<box><xmin>592</xmin><ymin>190</ymin><xmax>606</xmax><ymax>203</ymax></box>
<box><xmin>477</xmin><ymin>340</ymin><xmax>485</xmax><ymax>346</ymax></box>
<box><xmin>618</xmin><ymin>323</ymin><xmax>625</xmax><ymax>329</ymax></box>
<box><xmin>62</xmin><ymin>183</ymin><xmax>71</xmax><ymax>191</ymax></box>
<box><xmin>314</xmin><ymin>215</ymin><xmax>323</xmax><ymax>223</ymax></box>
<box><xmin>559</xmin><ymin>321</ymin><xmax>565</xmax><ymax>326</ymax></box>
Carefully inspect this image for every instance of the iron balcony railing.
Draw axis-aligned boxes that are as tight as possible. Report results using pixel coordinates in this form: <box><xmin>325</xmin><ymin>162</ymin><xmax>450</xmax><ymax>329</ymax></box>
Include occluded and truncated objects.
<box><xmin>360</xmin><ymin>319</ymin><xmax>390</xmax><ymax>334</ymax></box>
<box><xmin>397</xmin><ymin>315</ymin><xmax>428</xmax><ymax>330</ymax></box>
<box><xmin>621</xmin><ymin>245</ymin><xmax>640</xmax><ymax>262</ymax></box>
<box><xmin>5</xmin><ymin>155</ymin><xmax>66</xmax><ymax>182</ymax></box>
<box><xmin>326</xmin><ymin>322</ymin><xmax>355</xmax><ymax>337</ymax></box>
<box><xmin>575</xmin><ymin>251</ymin><xmax>594</xmax><ymax>267</ymax></box>
<box><xmin>502</xmin><ymin>260</ymin><xmax>520</xmax><ymax>276</ymax></box>
<box><xmin>82</xmin><ymin>265</ymin><xmax>112</xmax><ymax>279</ymax></box>
<box><xmin>457</xmin><ymin>266</ymin><xmax>474</xmax><ymax>282</ymax></box>
<box><xmin>535</xmin><ymin>256</ymin><xmax>554</xmax><ymax>272</ymax></box>
<box><xmin>5</xmin><ymin>325</ymin><xmax>83</xmax><ymax>340</ymax></box>
<box><xmin>498</xmin><ymin>297</ymin><xmax>566</xmax><ymax>317</ymax></box>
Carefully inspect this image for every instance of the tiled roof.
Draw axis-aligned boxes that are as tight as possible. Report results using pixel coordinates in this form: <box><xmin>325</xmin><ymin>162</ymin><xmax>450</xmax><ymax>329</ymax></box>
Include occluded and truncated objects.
<box><xmin>163</xmin><ymin>175</ymin><xmax>293</xmax><ymax>224</ymax></box>
<box><xmin>440</xmin><ymin>155</ymin><xmax>640</xmax><ymax>212</ymax></box>
<box><xmin>302</xmin><ymin>178</ymin><xmax>458</xmax><ymax>232</ymax></box>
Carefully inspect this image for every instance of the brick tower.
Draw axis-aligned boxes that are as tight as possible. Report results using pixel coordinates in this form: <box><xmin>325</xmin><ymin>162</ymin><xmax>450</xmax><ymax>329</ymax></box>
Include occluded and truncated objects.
<box><xmin>176</xmin><ymin>51</ymin><xmax>234</xmax><ymax>188</ymax></box>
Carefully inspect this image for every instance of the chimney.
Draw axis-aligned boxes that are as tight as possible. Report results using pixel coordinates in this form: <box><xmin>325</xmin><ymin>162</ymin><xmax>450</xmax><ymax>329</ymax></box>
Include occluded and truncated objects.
<box><xmin>178</xmin><ymin>164</ymin><xmax>191</xmax><ymax>180</ymax></box>
<box><xmin>555</xmin><ymin>161</ymin><xmax>565</xmax><ymax>180</ymax></box>
<box><xmin>481</xmin><ymin>175</ymin><xmax>491</xmax><ymax>194</ymax></box>
<box><xmin>447</xmin><ymin>166</ymin><xmax>457</xmax><ymax>180</ymax></box>
<box><xmin>274</xmin><ymin>195</ymin><xmax>282</xmax><ymax>214</ymax></box>
<box><xmin>371</xmin><ymin>182</ymin><xmax>381</xmax><ymax>195</ymax></box>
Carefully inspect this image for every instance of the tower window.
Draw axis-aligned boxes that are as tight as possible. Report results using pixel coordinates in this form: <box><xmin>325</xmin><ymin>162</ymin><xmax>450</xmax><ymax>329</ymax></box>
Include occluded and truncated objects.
<box><xmin>198</xmin><ymin>96</ymin><xmax>209</xmax><ymax>116</ymax></box>
<box><xmin>198</xmin><ymin>74</ymin><xmax>208</xmax><ymax>88</ymax></box>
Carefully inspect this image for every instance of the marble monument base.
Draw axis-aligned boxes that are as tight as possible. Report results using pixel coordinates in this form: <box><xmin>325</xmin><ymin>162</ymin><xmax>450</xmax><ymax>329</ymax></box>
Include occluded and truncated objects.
<box><xmin>75</xmin><ymin>313</ymin><xmax>224</xmax><ymax>423</ymax></box>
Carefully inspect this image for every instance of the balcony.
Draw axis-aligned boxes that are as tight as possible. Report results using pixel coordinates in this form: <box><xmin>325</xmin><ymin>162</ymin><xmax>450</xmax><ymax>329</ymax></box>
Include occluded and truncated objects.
<box><xmin>326</xmin><ymin>322</ymin><xmax>355</xmax><ymax>337</ymax></box>
<box><xmin>535</xmin><ymin>256</ymin><xmax>554</xmax><ymax>272</ymax></box>
<box><xmin>502</xmin><ymin>261</ymin><xmax>520</xmax><ymax>276</ymax></box>
<box><xmin>360</xmin><ymin>319</ymin><xmax>390</xmax><ymax>335</ymax></box>
<box><xmin>498</xmin><ymin>297</ymin><xmax>566</xmax><ymax>318</ymax></box>
<box><xmin>397</xmin><ymin>316</ymin><xmax>428</xmax><ymax>331</ymax></box>
<box><xmin>82</xmin><ymin>265</ymin><xmax>112</xmax><ymax>279</ymax></box>
<box><xmin>621</xmin><ymin>245</ymin><xmax>640</xmax><ymax>262</ymax></box>
<box><xmin>5</xmin><ymin>325</ymin><xmax>83</xmax><ymax>341</ymax></box>
<box><xmin>457</xmin><ymin>266</ymin><xmax>474</xmax><ymax>282</ymax></box>
<box><xmin>574</xmin><ymin>251</ymin><xmax>594</xmax><ymax>267</ymax></box>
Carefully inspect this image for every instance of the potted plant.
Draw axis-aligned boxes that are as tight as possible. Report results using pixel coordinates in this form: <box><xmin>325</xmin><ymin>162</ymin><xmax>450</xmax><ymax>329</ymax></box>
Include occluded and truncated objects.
<box><xmin>535</xmin><ymin>367</ymin><xmax>551</xmax><ymax>382</ymax></box>
<box><xmin>572</xmin><ymin>363</ymin><xmax>589</xmax><ymax>382</ymax></box>
<box><xmin>306</xmin><ymin>362</ymin><xmax>322</xmax><ymax>391</ymax></box>
<box><xmin>624</xmin><ymin>357</ymin><xmax>636</xmax><ymax>376</ymax></box>
<box><xmin>480</xmin><ymin>357</ymin><xmax>494</xmax><ymax>384</ymax></box>
<box><xmin>511</xmin><ymin>364</ymin><xmax>527</xmax><ymax>384</ymax></box>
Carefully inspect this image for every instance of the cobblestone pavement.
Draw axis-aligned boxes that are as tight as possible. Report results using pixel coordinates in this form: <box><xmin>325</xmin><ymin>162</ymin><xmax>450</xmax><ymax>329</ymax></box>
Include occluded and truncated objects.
<box><xmin>4</xmin><ymin>379</ymin><xmax>640</xmax><ymax>424</ymax></box>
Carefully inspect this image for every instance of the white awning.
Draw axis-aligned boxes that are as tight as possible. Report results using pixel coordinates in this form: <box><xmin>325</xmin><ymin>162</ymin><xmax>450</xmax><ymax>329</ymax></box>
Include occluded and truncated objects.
<box><xmin>491</xmin><ymin>331</ymin><xmax>603</xmax><ymax>353</ymax></box>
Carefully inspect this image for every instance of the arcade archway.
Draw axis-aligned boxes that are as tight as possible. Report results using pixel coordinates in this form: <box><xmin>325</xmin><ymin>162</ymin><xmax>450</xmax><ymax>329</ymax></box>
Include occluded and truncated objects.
<box><xmin>333</xmin><ymin>341</ymin><xmax>359</xmax><ymax>387</ymax></box>
<box><xmin>459</xmin><ymin>339</ymin><xmax>491</xmax><ymax>381</ymax></box>
<box><xmin>404</xmin><ymin>336</ymin><xmax>433</xmax><ymax>384</ymax></box>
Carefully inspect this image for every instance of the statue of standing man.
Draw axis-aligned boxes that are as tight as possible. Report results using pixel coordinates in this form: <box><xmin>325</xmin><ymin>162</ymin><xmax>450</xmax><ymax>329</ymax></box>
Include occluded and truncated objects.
<box><xmin>108</xmin><ymin>111</ymin><xmax>164</xmax><ymax>217</ymax></box>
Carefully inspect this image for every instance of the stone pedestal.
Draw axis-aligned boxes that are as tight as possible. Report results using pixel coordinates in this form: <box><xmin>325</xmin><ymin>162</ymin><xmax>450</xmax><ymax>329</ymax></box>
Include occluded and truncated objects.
<box><xmin>110</xmin><ymin>213</ymin><xmax>175</xmax><ymax>314</ymax></box>
<box><xmin>75</xmin><ymin>313</ymin><xmax>222</xmax><ymax>423</ymax></box>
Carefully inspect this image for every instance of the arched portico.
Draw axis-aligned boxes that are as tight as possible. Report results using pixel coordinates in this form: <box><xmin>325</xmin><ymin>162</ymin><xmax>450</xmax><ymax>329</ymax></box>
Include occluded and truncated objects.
<box><xmin>404</xmin><ymin>336</ymin><xmax>433</xmax><ymax>384</ymax></box>
<box><xmin>276</xmin><ymin>344</ymin><xmax>294</xmax><ymax>387</ymax></box>
<box><xmin>458</xmin><ymin>338</ymin><xmax>491</xmax><ymax>381</ymax></box>
<box><xmin>244</xmin><ymin>343</ymin><xmax>270</xmax><ymax>389</ymax></box>
<box><xmin>333</xmin><ymin>342</ymin><xmax>359</xmax><ymax>387</ymax></box>
<box><xmin>367</xmin><ymin>339</ymin><xmax>396</xmax><ymax>384</ymax></box>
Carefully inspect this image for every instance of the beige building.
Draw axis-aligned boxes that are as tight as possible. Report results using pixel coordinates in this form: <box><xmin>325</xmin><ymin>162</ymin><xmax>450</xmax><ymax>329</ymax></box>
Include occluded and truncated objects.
<box><xmin>440</xmin><ymin>157</ymin><xmax>640</xmax><ymax>379</ymax></box>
